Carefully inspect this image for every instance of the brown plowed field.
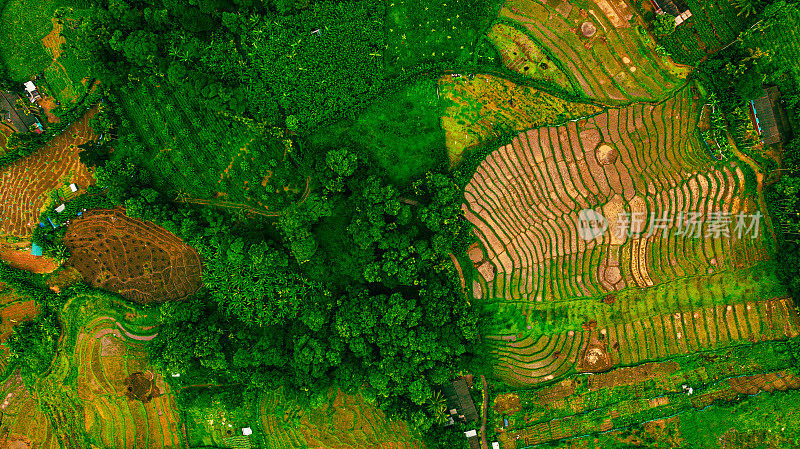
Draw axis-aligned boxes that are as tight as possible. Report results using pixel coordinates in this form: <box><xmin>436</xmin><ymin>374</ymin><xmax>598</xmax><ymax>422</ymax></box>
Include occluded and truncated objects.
<box><xmin>62</xmin><ymin>208</ymin><xmax>202</xmax><ymax>303</ymax></box>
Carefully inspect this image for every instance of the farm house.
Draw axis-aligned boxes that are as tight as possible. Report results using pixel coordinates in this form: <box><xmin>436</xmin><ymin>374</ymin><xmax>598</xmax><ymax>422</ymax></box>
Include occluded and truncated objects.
<box><xmin>750</xmin><ymin>86</ymin><xmax>792</xmax><ymax>146</ymax></box>
<box><xmin>442</xmin><ymin>378</ymin><xmax>479</xmax><ymax>423</ymax></box>
<box><xmin>650</xmin><ymin>0</ymin><xmax>692</xmax><ymax>25</ymax></box>
<box><xmin>23</xmin><ymin>81</ymin><xmax>42</xmax><ymax>103</ymax></box>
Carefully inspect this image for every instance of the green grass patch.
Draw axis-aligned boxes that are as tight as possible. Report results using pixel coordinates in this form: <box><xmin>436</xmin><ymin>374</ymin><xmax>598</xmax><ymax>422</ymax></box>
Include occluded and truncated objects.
<box><xmin>680</xmin><ymin>387</ymin><xmax>800</xmax><ymax>447</ymax></box>
<box><xmin>309</xmin><ymin>77</ymin><xmax>447</xmax><ymax>184</ymax></box>
<box><xmin>0</xmin><ymin>0</ymin><xmax>60</xmax><ymax>81</ymax></box>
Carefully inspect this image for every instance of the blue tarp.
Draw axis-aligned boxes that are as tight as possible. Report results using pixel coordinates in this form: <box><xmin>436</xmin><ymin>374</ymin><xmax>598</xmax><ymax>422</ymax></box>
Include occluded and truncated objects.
<box><xmin>31</xmin><ymin>243</ymin><xmax>43</xmax><ymax>257</ymax></box>
<box><xmin>39</xmin><ymin>221</ymin><xmax>46</xmax><ymax>228</ymax></box>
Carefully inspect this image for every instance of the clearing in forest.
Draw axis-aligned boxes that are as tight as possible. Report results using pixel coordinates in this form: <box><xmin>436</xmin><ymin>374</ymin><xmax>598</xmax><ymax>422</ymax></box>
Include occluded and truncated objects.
<box><xmin>440</xmin><ymin>73</ymin><xmax>602</xmax><ymax>163</ymax></box>
<box><xmin>258</xmin><ymin>388</ymin><xmax>424</xmax><ymax>449</ymax></box>
<box><xmin>0</xmin><ymin>106</ymin><xmax>97</xmax><ymax>237</ymax></box>
<box><xmin>61</xmin><ymin>208</ymin><xmax>203</xmax><ymax>304</ymax></box>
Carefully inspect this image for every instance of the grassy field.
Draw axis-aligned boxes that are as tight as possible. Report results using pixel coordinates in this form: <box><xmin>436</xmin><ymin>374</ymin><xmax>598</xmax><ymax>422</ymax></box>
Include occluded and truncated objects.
<box><xmin>309</xmin><ymin>78</ymin><xmax>447</xmax><ymax>185</ymax></box>
<box><xmin>385</xmin><ymin>0</ymin><xmax>502</xmax><ymax>71</ymax></box>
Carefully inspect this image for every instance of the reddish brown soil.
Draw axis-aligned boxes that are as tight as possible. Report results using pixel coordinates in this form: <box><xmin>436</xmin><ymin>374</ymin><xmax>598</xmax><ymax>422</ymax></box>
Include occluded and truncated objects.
<box><xmin>36</xmin><ymin>97</ymin><xmax>61</xmax><ymax>124</ymax></box>
<box><xmin>0</xmin><ymin>241</ymin><xmax>57</xmax><ymax>274</ymax></box>
<box><xmin>62</xmin><ymin>208</ymin><xmax>202</xmax><ymax>304</ymax></box>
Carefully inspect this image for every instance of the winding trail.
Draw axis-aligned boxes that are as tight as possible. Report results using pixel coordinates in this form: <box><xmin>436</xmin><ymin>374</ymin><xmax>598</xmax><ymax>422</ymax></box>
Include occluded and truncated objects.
<box><xmin>180</xmin><ymin>176</ymin><xmax>311</xmax><ymax>217</ymax></box>
<box><xmin>725</xmin><ymin>129</ymin><xmax>778</xmax><ymax>244</ymax></box>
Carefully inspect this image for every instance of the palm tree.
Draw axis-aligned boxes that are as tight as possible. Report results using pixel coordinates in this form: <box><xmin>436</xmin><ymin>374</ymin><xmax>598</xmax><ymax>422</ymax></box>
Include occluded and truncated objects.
<box><xmin>426</xmin><ymin>390</ymin><xmax>448</xmax><ymax>425</ymax></box>
<box><xmin>734</xmin><ymin>0</ymin><xmax>759</xmax><ymax>17</ymax></box>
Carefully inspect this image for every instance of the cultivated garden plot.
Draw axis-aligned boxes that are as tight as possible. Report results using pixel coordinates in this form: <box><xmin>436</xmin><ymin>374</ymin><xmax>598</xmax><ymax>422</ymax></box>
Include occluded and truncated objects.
<box><xmin>496</xmin><ymin>0</ymin><xmax>688</xmax><ymax>102</ymax></box>
<box><xmin>439</xmin><ymin>73</ymin><xmax>602</xmax><ymax>162</ymax></box>
<box><xmin>30</xmin><ymin>293</ymin><xmax>183</xmax><ymax>448</ymax></box>
<box><xmin>259</xmin><ymin>388</ymin><xmax>424</xmax><ymax>449</ymax></box>
<box><xmin>462</xmin><ymin>85</ymin><xmax>797</xmax><ymax>394</ymax></box>
<box><xmin>0</xmin><ymin>372</ymin><xmax>60</xmax><ymax>449</ymax></box>
<box><xmin>62</xmin><ymin>209</ymin><xmax>203</xmax><ymax>304</ymax></box>
<box><xmin>0</xmin><ymin>107</ymin><xmax>96</xmax><ymax>237</ymax></box>
<box><xmin>491</xmin><ymin>340</ymin><xmax>800</xmax><ymax>447</ymax></box>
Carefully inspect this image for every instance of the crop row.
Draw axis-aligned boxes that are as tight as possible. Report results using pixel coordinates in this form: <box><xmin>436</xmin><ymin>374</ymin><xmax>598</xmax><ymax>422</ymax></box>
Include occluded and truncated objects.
<box><xmin>499</xmin><ymin>0</ymin><xmax>681</xmax><ymax>102</ymax></box>
<box><xmin>77</xmin><ymin>316</ymin><xmax>181</xmax><ymax>448</ymax></box>
<box><xmin>487</xmin><ymin>295</ymin><xmax>799</xmax><ymax>388</ymax></box>
<box><xmin>464</xmin><ymin>88</ymin><xmax>765</xmax><ymax>308</ymax></box>
<box><xmin>0</xmin><ymin>107</ymin><xmax>96</xmax><ymax>237</ymax></box>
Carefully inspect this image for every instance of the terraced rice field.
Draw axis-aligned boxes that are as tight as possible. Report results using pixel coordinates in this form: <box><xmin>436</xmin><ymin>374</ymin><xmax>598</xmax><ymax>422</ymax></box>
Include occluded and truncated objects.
<box><xmin>497</xmin><ymin>0</ymin><xmax>688</xmax><ymax>102</ymax></box>
<box><xmin>62</xmin><ymin>208</ymin><xmax>203</xmax><ymax>304</ymax></box>
<box><xmin>0</xmin><ymin>107</ymin><xmax>97</xmax><ymax>237</ymax></box>
<box><xmin>493</xmin><ymin>340</ymin><xmax>800</xmax><ymax>448</ymax></box>
<box><xmin>259</xmin><ymin>389</ymin><xmax>424</xmax><ymax>449</ymax></box>
<box><xmin>462</xmin><ymin>85</ymin><xmax>797</xmax><ymax>390</ymax></box>
<box><xmin>0</xmin><ymin>372</ymin><xmax>60</xmax><ymax>449</ymax></box>
<box><xmin>487</xmin><ymin>23</ymin><xmax>575</xmax><ymax>93</ymax></box>
<box><xmin>29</xmin><ymin>293</ymin><xmax>183</xmax><ymax>448</ymax></box>
<box><xmin>440</xmin><ymin>74</ymin><xmax>602</xmax><ymax>162</ymax></box>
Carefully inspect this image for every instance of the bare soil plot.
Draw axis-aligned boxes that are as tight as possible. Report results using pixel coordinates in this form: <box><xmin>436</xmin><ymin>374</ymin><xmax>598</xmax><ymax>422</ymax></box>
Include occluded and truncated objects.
<box><xmin>0</xmin><ymin>107</ymin><xmax>97</xmax><ymax>237</ymax></box>
<box><xmin>440</xmin><ymin>73</ymin><xmax>601</xmax><ymax>163</ymax></box>
<box><xmin>62</xmin><ymin>208</ymin><xmax>203</xmax><ymax>304</ymax></box>
<box><xmin>0</xmin><ymin>240</ymin><xmax>57</xmax><ymax>274</ymax></box>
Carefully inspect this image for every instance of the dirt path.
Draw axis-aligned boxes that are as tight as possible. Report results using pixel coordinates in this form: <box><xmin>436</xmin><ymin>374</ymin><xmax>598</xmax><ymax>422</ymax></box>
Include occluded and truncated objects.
<box><xmin>480</xmin><ymin>375</ymin><xmax>489</xmax><ymax>449</ymax></box>
<box><xmin>725</xmin><ymin>129</ymin><xmax>778</xmax><ymax>244</ymax></box>
<box><xmin>181</xmin><ymin>176</ymin><xmax>311</xmax><ymax>217</ymax></box>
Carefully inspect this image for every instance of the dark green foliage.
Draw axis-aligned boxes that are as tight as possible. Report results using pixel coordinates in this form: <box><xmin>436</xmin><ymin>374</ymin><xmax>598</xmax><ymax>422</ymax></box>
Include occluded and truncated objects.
<box><xmin>6</xmin><ymin>308</ymin><xmax>59</xmax><ymax>385</ymax></box>
<box><xmin>653</xmin><ymin>13</ymin><xmax>676</xmax><ymax>36</ymax></box>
